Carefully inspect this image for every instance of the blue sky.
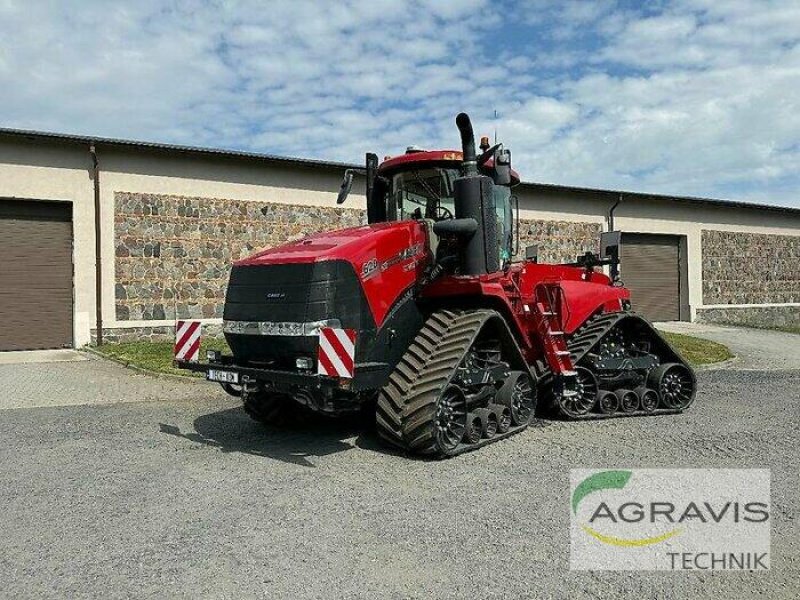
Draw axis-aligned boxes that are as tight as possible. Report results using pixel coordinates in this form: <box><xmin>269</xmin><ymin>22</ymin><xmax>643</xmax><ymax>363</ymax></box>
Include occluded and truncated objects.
<box><xmin>1</xmin><ymin>0</ymin><xmax>799</xmax><ymax>207</ymax></box>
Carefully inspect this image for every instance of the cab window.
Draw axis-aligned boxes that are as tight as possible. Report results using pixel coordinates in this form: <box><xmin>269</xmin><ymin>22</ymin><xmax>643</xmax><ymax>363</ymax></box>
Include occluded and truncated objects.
<box><xmin>494</xmin><ymin>185</ymin><xmax>513</xmax><ymax>266</ymax></box>
<box><xmin>390</xmin><ymin>168</ymin><xmax>459</xmax><ymax>221</ymax></box>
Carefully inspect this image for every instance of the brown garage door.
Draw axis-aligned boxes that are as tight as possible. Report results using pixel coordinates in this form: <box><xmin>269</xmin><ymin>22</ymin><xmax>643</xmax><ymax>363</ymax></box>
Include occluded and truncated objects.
<box><xmin>0</xmin><ymin>199</ymin><xmax>73</xmax><ymax>351</ymax></box>
<box><xmin>620</xmin><ymin>233</ymin><xmax>681</xmax><ymax>322</ymax></box>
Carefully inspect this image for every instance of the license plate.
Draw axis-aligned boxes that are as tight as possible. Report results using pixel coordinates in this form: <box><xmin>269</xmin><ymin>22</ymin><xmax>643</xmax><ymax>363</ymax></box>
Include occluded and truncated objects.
<box><xmin>207</xmin><ymin>369</ymin><xmax>239</xmax><ymax>384</ymax></box>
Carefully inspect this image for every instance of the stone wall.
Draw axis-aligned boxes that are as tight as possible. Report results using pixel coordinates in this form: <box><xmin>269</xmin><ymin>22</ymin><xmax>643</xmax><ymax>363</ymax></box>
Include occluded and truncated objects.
<box><xmin>516</xmin><ymin>219</ymin><xmax>602</xmax><ymax>263</ymax></box>
<box><xmin>702</xmin><ymin>230</ymin><xmax>800</xmax><ymax>304</ymax></box>
<box><xmin>695</xmin><ymin>305</ymin><xmax>800</xmax><ymax>329</ymax></box>
<box><xmin>92</xmin><ymin>323</ymin><xmax>225</xmax><ymax>344</ymax></box>
<box><xmin>113</xmin><ymin>192</ymin><xmax>602</xmax><ymax>339</ymax></box>
<box><xmin>114</xmin><ymin>192</ymin><xmax>366</xmax><ymax>321</ymax></box>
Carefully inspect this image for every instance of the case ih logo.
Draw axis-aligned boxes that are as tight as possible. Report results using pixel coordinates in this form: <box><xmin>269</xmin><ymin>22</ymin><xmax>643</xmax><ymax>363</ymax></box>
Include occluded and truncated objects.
<box><xmin>317</xmin><ymin>327</ymin><xmax>356</xmax><ymax>378</ymax></box>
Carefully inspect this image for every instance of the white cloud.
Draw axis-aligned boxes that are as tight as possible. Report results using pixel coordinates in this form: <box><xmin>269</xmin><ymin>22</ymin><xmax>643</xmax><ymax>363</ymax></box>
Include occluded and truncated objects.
<box><xmin>0</xmin><ymin>0</ymin><xmax>798</xmax><ymax>207</ymax></box>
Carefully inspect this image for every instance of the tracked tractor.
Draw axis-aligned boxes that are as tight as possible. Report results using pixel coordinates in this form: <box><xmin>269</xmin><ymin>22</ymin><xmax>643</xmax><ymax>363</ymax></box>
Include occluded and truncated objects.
<box><xmin>177</xmin><ymin>113</ymin><xmax>696</xmax><ymax>457</ymax></box>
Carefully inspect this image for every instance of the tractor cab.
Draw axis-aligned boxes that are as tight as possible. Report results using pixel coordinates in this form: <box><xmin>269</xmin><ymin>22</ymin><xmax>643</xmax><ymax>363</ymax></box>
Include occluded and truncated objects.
<box><xmin>338</xmin><ymin>146</ymin><xmax>520</xmax><ymax>267</ymax></box>
<box><xmin>379</xmin><ymin>148</ymin><xmax>520</xmax><ymax>267</ymax></box>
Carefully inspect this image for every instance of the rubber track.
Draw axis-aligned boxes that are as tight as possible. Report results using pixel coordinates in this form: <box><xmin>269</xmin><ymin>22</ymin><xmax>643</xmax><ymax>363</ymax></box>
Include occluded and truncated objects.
<box><xmin>557</xmin><ymin>311</ymin><xmax>688</xmax><ymax>420</ymax></box>
<box><xmin>375</xmin><ymin>309</ymin><xmax>529</xmax><ymax>457</ymax></box>
<box><xmin>567</xmin><ymin>312</ymin><xmax>625</xmax><ymax>366</ymax></box>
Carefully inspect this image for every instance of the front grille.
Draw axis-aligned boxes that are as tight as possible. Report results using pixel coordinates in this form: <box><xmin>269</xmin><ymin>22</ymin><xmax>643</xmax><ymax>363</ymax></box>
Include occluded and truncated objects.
<box><xmin>223</xmin><ymin>260</ymin><xmax>372</xmax><ymax>367</ymax></box>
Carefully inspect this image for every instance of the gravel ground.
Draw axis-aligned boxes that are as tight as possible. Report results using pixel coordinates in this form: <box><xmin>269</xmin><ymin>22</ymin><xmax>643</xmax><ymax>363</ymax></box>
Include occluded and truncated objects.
<box><xmin>0</xmin><ymin>368</ymin><xmax>798</xmax><ymax>599</ymax></box>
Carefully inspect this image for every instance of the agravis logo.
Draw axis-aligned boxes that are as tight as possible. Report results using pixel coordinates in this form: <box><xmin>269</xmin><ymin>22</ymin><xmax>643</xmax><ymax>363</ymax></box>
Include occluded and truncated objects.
<box><xmin>572</xmin><ymin>470</ymin><xmax>682</xmax><ymax>547</ymax></box>
<box><xmin>569</xmin><ymin>469</ymin><xmax>771</xmax><ymax>571</ymax></box>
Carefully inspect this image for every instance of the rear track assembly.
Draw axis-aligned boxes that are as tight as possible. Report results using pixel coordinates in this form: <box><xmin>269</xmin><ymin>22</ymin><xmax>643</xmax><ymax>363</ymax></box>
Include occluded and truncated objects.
<box><xmin>550</xmin><ymin>312</ymin><xmax>696</xmax><ymax>420</ymax></box>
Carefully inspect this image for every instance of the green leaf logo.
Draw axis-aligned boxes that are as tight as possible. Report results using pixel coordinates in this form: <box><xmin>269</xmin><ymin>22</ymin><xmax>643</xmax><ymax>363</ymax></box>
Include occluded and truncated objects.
<box><xmin>572</xmin><ymin>470</ymin><xmax>681</xmax><ymax>546</ymax></box>
<box><xmin>572</xmin><ymin>470</ymin><xmax>632</xmax><ymax>514</ymax></box>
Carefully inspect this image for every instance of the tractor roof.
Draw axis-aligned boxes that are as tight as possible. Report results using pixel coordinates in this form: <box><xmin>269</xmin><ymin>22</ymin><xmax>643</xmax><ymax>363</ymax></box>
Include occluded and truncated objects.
<box><xmin>378</xmin><ymin>149</ymin><xmax>520</xmax><ymax>185</ymax></box>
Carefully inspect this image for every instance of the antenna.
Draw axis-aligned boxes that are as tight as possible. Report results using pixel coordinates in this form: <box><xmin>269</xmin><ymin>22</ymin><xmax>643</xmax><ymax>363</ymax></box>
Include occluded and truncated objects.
<box><xmin>493</xmin><ymin>109</ymin><xmax>499</xmax><ymax>144</ymax></box>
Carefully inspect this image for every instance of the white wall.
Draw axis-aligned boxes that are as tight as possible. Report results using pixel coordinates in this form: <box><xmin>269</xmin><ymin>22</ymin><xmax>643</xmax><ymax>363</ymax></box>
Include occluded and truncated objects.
<box><xmin>2</xmin><ymin>135</ymin><xmax>799</xmax><ymax>346</ymax></box>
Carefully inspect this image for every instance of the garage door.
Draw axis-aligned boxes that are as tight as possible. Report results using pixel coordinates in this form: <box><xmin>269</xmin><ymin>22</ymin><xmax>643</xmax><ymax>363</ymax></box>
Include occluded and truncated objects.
<box><xmin>0</xmin><ymin>199</ymin><xmax>73</xmax><ymax>351</ymax></box>
<box><xmin>620</xmin><ymin>233</ymin><xmax>681</xmax><ymax>322</ymax></box>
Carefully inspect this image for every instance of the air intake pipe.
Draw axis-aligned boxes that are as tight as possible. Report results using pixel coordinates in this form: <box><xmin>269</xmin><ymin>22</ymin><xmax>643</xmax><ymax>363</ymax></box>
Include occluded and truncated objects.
<box><xmin>452</xmin><ymin>112</ymin><xmax>499</xmax><ymax>275</ymax></box>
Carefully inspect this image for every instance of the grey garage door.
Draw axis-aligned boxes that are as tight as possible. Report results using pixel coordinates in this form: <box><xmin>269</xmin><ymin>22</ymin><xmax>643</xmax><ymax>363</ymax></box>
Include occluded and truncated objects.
<box><xmin>620</xmin><ymin>233</ymin><xmax>681</xmax><ymax>322</ymax></box>
<box><xmin>0</xmin><ymin>199</ymin><xmax>73</xmax><ymax>351</ymax></box>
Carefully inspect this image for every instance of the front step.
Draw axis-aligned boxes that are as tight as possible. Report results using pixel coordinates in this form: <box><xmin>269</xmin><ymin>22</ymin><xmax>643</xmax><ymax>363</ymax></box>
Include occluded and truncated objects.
<box><xmin>531</xmin><ymin>282</ymin><xmax>577</xmax><ymax>379</ymax></box>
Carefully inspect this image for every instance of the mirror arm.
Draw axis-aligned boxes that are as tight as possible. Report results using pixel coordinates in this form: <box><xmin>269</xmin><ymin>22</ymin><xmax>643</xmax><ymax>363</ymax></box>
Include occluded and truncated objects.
<box><xmin>477</xmin><ymin>143</ymin><xmax>502</xmax><ymax>168</ymax></box>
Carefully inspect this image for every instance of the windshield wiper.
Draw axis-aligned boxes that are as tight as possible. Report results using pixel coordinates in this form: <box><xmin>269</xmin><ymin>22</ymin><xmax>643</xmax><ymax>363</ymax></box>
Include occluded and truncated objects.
<box><xmin>411</xmin><ymin>170</ymin><xmax>441</xmax><ymax>202</ymax></box>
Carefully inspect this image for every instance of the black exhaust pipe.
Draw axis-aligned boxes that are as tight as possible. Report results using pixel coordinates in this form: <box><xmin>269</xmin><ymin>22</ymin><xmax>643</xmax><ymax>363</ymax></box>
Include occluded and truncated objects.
<box><xmin>456</xmin><ymin>112</ymin><xmax>478</xmax><ymax>176</ymax></box>
<box><xmin>452</xmin><ymin>113</ymin><xmax>499</xmax><ymax>275</ymax></box>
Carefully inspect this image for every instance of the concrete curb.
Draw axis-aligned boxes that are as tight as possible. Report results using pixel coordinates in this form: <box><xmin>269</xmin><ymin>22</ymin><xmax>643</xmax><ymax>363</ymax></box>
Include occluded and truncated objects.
<box><xmin>81</xmin><ymin>346</ymin><xmax>202</xmax><ymax>383</ymax></box>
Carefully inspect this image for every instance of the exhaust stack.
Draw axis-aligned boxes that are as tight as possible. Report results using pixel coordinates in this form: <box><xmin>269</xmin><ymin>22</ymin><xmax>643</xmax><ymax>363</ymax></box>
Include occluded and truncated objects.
<box><xmin>456</xmin><ymin>112</ymin><xmax>479</xmax><ymax>177</ymax></box>
<box><xmin>452</xmin><ymin>112</ymin><xmax>499</xmax><ymax>275</ymax></box>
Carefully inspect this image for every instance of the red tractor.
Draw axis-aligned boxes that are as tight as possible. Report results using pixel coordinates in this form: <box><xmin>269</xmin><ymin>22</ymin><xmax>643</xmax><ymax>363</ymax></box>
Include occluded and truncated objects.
<box><xmin>177</xmin><ymin>113</ymin><xmax>696</xmax><ymax>457</ymax></box>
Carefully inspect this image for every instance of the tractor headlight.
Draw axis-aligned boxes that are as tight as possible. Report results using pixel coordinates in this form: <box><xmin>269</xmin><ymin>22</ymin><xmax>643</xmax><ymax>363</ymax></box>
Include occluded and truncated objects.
<box><xmin>223</xmin><ymin>320</ymin><xmax>243</xmax><ymax>334</ymax></box>
<box><xmin>223</xmin><ymin>319</ymin><xmax>342</xmax><ymax>336</ymax></box>
<box><xmin>302</xmin><ymin>319</ymin><xmax>342</xmax><ymax>336</ymax></box>
<box><xmin>295</xmin><ymin>356</ymin><xmax>314</xmax><ymax>371</ymax></box>
<box><xmin>206</xmin><ymin>349</ymin><xmax>221</xmax><ymax>362</ymax></box>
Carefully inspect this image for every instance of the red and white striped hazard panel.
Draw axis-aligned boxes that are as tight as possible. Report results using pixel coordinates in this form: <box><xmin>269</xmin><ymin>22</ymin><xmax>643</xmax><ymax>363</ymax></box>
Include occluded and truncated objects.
<box><xmin>317</xmin><ymin>327</ymin><xmax>356</xmax><ymax>378</ymax></box>
<box><xmin>174</xmin><ymin>320</ymin><xmax>202</xmax><ymax>362</ymax></box>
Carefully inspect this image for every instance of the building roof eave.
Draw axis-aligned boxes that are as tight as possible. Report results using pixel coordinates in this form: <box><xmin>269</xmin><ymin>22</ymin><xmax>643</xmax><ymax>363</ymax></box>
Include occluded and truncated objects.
<box><xmin>1</xmin><ymin>126</ymin><xmax>798</xmax><ymax>216</ymax></box>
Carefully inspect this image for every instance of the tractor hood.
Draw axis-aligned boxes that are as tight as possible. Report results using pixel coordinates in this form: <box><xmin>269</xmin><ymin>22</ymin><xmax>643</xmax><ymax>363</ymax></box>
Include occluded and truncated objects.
<box><xmin>230</xmin><ymin>219</ymin><xmax>431</xmax><ymax>328</ymax></box>
<box><xmin>235</xmin><ymin>221</ymin><xmax>420</xmax><ymax>267</ymax></box>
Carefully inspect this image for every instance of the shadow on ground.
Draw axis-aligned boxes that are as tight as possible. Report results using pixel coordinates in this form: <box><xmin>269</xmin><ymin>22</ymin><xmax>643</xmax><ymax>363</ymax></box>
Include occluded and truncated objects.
<box><xmin>159</xmin><ymin>403</ymin><xmax>553</xmax><ymax>466</ymax></box>
<box><xmin>159</xmin><ymin>406</ymin><xmax>391</xmax><ymax>467</ymax></box>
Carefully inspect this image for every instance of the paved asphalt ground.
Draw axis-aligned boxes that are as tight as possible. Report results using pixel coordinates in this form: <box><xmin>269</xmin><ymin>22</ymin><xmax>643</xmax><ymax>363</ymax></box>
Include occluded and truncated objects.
<box><xmin>0</xmin><ymin>342</ymin><xmax>798</xmax><ymax>598</ymax></box>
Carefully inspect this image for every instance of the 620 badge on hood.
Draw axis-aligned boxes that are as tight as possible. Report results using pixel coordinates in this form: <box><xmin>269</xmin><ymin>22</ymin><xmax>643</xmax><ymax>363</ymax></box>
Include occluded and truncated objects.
<box><xmin>362</xmin><ymin>244</ymin><xmax>423</xmax><ymax>280</ymax></box>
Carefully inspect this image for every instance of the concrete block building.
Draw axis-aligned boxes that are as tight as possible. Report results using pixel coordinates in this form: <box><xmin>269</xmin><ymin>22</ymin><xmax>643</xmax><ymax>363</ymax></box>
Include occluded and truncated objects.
<box><xmin>1</xmin><ymin>128</ymin><xmax>798</xmax><ymax>351</ymax></box>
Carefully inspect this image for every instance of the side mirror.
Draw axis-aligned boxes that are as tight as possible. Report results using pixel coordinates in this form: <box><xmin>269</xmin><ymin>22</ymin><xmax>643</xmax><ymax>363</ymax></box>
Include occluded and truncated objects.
<box><xmin>494</xmin><ymin>148</ymin><xmax>512</xmax><ymax>186</ymax></box>
<box><xmin>600</xmin><ymin>230</ymin><xmax>622</xmax><ymax>282</ymax></box>
<box><xmin>600</xmin><ymin>230</ymin><xmax>621</xmax><ymax>259</ymax></box>
<box><xmin>525</xmin><ymin>244</ymin><xmax>539</xmax><ymax>263</ymax></box>
<box><xmin>337</xmin><ymin>170</ymin><xmax>355</xmax><ymax>205</ymax></box>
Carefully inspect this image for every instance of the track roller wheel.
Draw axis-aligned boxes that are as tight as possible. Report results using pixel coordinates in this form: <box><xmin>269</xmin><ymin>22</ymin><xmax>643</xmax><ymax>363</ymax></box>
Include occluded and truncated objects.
<box><xmin>473</xmin><ymin>408</ymin><xmax>498</xmax><ymax>438</ymax></box>
<box><xmin>648</xmin><ymin>363</ymin><xmax>696</xmax><ymax>410</ymax></box>
<box><xmin>597</xmin><ymin>390</ymin><xmax>619</xmax><ymax>414</ymax></box>
<box><xmin>635</xmin><ymin>387</ymin><xmax>659</xmax><ymax>413</ymax></box>
<box><xmin>432</xmin><ymin>385</ymin><xmax>469</xmax><ymax>452</ymax></box>
<box><xmin>556</xmin><ymin>366</ymin><xmax>597</xmax><ymax>418</ymax></box>
<box><xmin>495</xmin><ymin>371</ymin><xmax>537</xmax><ymax>426</ymax></box>
<box><xmin>616</xmin><ymin>388</ymin><xmax>639</xmax><ymax>413</ymax></box>
<box><xmin>465</xmin><ymin>412</ymin><xmax>483</xmax><ymax>444</ymax></box>
<box><xmin>489</xmin><ymin>403</ymin><xmax>512</xmax><ymax>433</ymax></box>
